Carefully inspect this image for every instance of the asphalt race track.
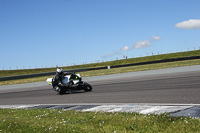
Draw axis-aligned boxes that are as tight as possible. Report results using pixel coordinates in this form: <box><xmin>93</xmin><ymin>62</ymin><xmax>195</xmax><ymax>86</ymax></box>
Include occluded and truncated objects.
<box><xmin>0</xmin><ymin>65</ymin><xmax>200</xmax><ymax>105</ymax></box>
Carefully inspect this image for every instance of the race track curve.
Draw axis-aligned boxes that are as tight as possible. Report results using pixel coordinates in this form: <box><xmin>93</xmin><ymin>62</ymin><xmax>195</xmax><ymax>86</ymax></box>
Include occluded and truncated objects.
<box><xmin>0</xmin><ymin>65</ymin><xmax>200</xmax><ymax>105</ymax></box>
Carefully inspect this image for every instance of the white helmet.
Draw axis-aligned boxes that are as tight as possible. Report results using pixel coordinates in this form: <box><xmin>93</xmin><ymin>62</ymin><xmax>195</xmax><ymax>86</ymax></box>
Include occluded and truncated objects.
<box><xmin>56</xmin><ymin>68</ymin><xmax>63</xmax><ymax>73</ymax></box>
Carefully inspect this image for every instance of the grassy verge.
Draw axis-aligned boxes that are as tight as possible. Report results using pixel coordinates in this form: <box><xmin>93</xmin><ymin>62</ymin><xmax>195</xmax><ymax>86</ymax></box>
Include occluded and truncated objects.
<box><xmin>0</xmin><ymin>109</ymin><xmax>199</xmax><ymax>132</ymax></box>
<box><xmin>80</xmin><ymin>59</ymin><xmax>200</xmax><ymax>77</ymax></box>
<box><xmin>1</xmin><ymin>59</ymin><xmax>200</xmax><ymax>86</ymax></box>
<box><xmin>1</xmin><ymin>50</ymin><xmax>200</xmax><ymax>77</ymax></box>
<box><xmin>0</xmin><ymin>75</ymin><xmax>54</xmax><ymax>86</ymax></box>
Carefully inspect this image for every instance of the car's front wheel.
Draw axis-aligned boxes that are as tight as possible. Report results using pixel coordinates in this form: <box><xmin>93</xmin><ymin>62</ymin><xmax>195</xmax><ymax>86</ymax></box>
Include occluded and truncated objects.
<box><xmin>84</xmin><ymin>82</ymin><xmax>92</xmax><ymax>92</ymax></box>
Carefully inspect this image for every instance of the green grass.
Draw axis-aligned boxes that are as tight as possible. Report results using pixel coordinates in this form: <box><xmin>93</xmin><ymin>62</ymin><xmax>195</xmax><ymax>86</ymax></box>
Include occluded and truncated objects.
<box><xmin>80</xmin><ymin>59</ymin><xmax>200</xmax><ymax>77</ymax></box>
<box><xmin>1</xmin><ymin>58</ymin><xmax>200</xmax><ymax>86</ymax></box>
<box><xmin>1</xmin><ymin>50</ymin><xmax>200</xmax><ymax>77</ymax></box>
<box><xmin>0</xmin><ymin>109</ymin><xmax>199</xmax><ymax>132</ymax></box>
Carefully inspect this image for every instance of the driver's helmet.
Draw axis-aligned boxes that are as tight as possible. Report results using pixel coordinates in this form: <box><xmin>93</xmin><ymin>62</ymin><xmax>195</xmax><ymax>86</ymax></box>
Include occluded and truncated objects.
<box><xmin>56</xmin><ymin>68</ymin><xmax>63</xmax><ymax>74</ymax></box>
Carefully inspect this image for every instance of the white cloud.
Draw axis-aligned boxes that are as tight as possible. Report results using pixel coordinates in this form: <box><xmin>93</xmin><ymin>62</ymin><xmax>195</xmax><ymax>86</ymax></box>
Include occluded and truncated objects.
<box><xmin>121</xmin><ymin>46</ymin><xmax>130</xmax><ymax>51</ymax></box>
<box><xmin>113</xmin><ymin>51</ymin><xmax>122</xmax><ymax>55</ymax></box>
<box><xmin>102</xmin><ymin>51</ymin><xmax>122</xmax><ymax>58</ymax></box>
<box><xmin>134</xmin><ymin>40</ymin><xmax>150</xmax><ymax>49</ymax></box>
<box><xmin>175</xmin><ymin>19</ymin><xmax>200</xmax><ymax>29</ymax></box>
<box><xmin>102</xmin><ymin>35</ymin><xmax>161</xmax><ymax>58</ymax></box>
<box><xmin>151</xmin><ymin>36</ymin><xmax>161</xmax><ymax>41</ymax></box>
<box><xmin>102</xmin><ymin>54</ymin><xmax>111</xmax><ymax>58</ymax></box>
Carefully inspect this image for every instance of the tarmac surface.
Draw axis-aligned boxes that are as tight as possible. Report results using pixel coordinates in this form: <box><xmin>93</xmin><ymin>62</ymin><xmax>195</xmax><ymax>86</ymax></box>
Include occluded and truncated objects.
<box><xmin>0</xmin><ymin>65</ymin><xmax>200</xmax><ymax>117</ymax></box>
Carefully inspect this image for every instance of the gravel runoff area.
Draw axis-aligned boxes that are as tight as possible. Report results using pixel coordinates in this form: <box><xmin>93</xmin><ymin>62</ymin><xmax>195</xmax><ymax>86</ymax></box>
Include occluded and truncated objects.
<box><xmin>0</xmin><ymin>104</ymin><xmax>200</xmax><ymax>118</ymax></box>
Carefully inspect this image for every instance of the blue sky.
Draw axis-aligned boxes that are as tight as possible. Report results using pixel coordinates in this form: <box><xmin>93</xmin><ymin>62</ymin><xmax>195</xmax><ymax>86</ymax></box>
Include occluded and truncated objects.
<box><xmin>0</xmin><ymin>0</ymin><xmax>200</xmax><ymax>70</ymax></box>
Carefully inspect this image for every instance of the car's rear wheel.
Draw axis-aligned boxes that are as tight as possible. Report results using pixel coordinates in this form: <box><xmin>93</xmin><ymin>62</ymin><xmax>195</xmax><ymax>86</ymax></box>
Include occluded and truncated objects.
<box><xmin>57</xmin><ymin>87</ymin><xmax>65</xmax><ymax>95</ymax></box>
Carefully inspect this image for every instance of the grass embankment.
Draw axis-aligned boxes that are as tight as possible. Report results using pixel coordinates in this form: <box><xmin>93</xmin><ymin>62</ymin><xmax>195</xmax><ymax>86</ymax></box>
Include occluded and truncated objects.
<box><xmin>1</xmin><ymin>58</ymin><xmax>200</xmax><ymax>86</ymax></box>
<box><xmin>0</xmin><ymin>109</ymin><xmax>199</xmax><ymax>132</ymax></box>
<box><xmin>1</xmin><ymin>50</ymin><xmax>200</xmax><ymax>86</ymax></box>
<box><xmin>1</xmin><ymin>50</ymin><xmax>200</xmax><ymax>77</ymax></box>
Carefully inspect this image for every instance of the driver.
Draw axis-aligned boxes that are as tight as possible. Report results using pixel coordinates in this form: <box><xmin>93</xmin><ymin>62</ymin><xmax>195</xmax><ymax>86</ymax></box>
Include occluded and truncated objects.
<box><xmin>52</xmin><ymin>68</ymin><xmax>74</xmax><ymax>90</ymax></box>
<box><xmin>54</xmin><ymin>68</ymin><xmax>64</xmax><ymax>85</ymax></box>
<box><xmin>52</xmin><ymin>68</ymin><xmax>65</xmax><ymax>90</ymax></box>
